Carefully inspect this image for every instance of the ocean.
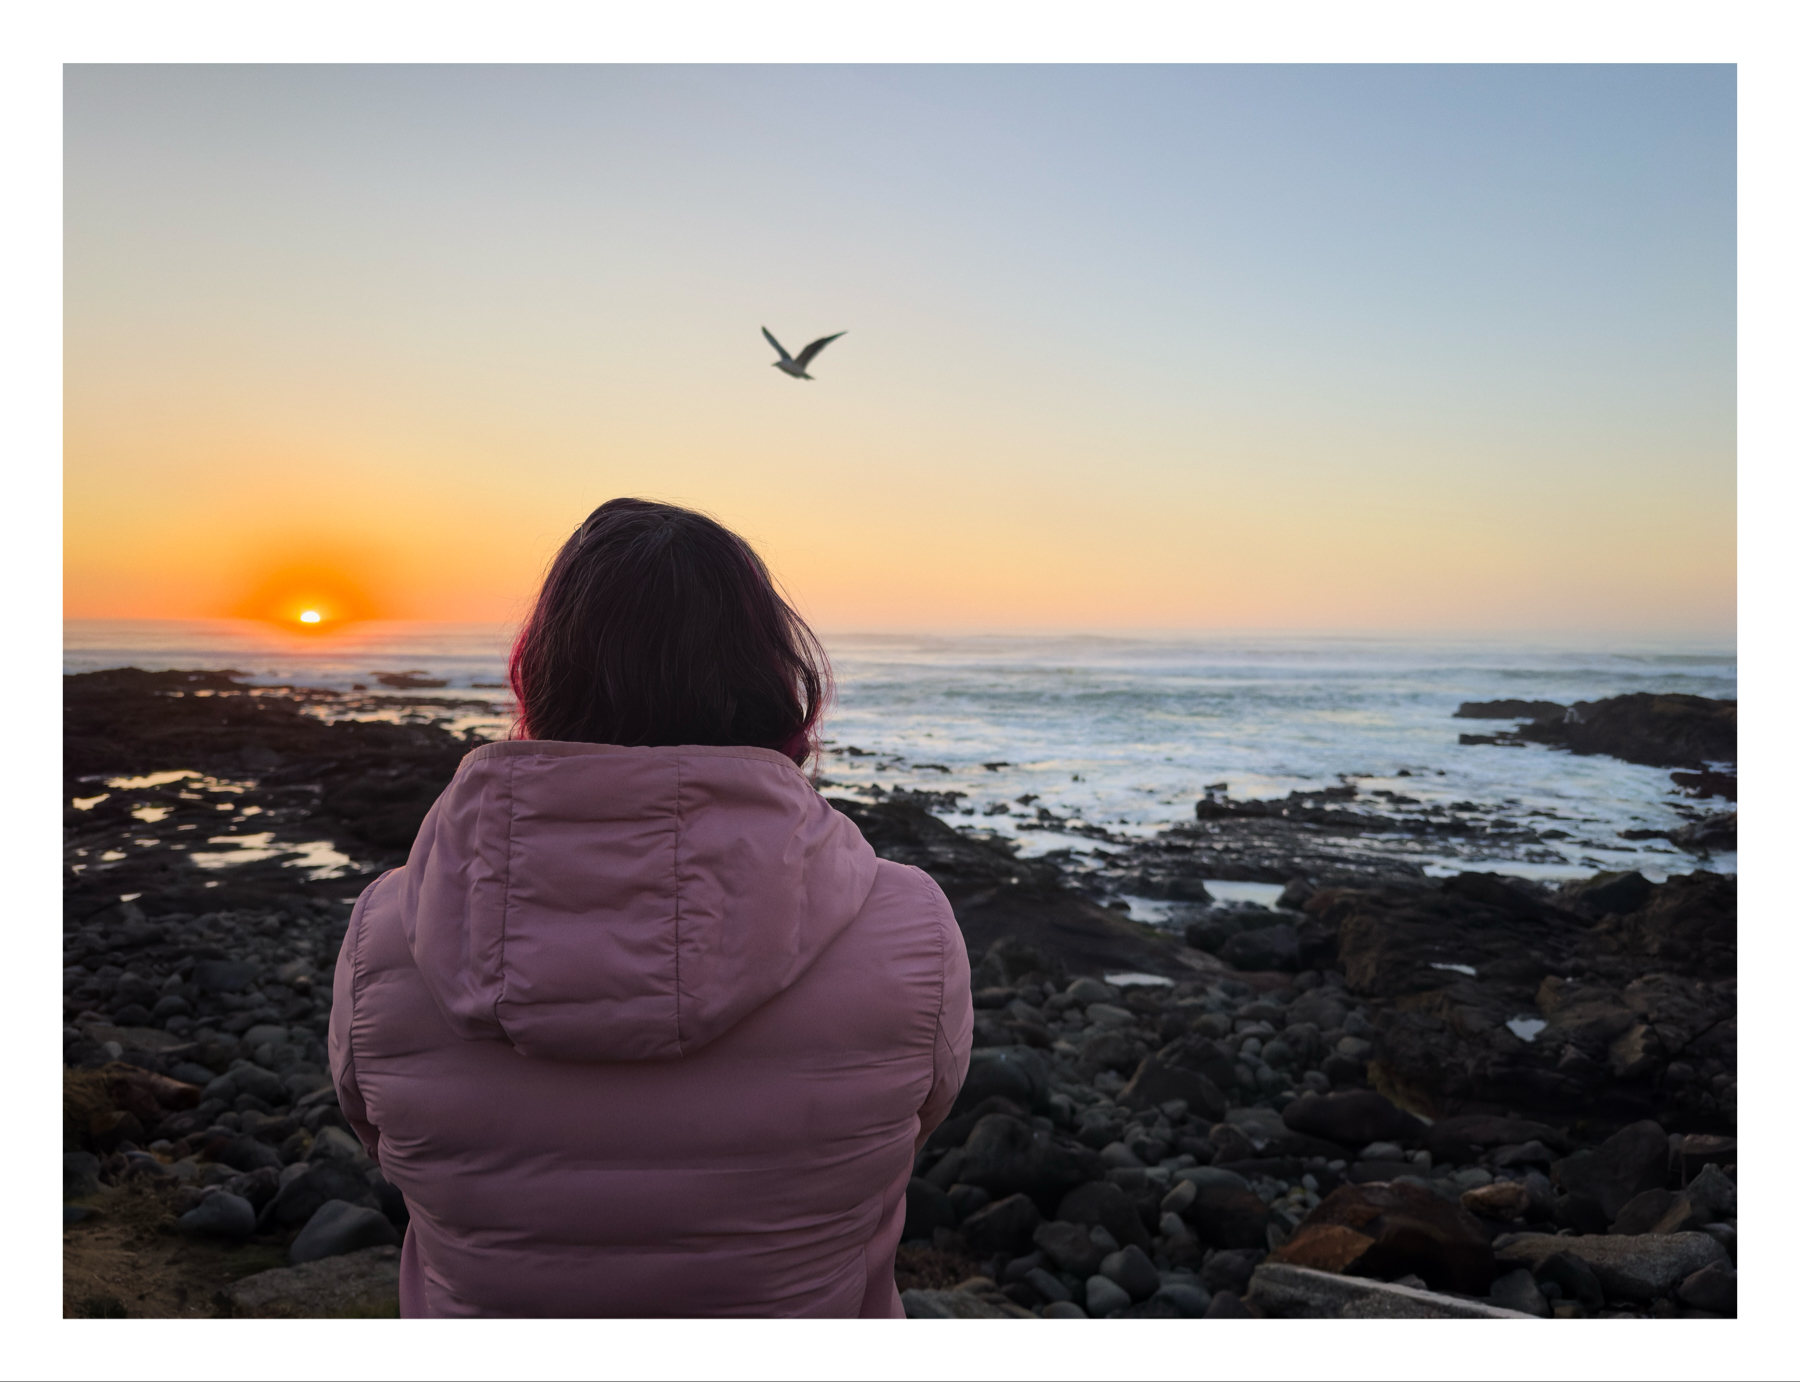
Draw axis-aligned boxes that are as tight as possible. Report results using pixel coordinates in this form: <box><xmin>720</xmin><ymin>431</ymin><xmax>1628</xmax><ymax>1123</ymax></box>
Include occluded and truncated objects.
<box><xmin>65</xmin><ymin>620</ymin><xmax>1736</xmax><ymax>888</ymax></box>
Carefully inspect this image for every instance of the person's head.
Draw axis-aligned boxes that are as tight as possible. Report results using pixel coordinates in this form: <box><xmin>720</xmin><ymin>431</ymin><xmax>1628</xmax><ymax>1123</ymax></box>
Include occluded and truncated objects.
<box><xmin>508</xmin><ymin>498</ymin><xmax>829</xmax><ymax>766</ymax></box>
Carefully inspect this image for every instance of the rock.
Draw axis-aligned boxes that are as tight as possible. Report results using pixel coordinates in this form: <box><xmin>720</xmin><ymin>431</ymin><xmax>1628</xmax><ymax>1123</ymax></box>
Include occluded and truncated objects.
<box><xmin>1023</xmin><ymin>1266</ymin><xmax>1071</xmax><ymax>1304</ymax></box>
<box><xmin>1557</xmin><ymin>870</ymin><xmax>1656</xmax><ymax>919</ymax></box>
<box><xmin>178</xmin><ymin>1191</ymin><xmax>255</xmax><ymax>1240</ymax></box>
<box><xmin>1670</xmin><ymin>811</ymin><xmax>1735</xmax><ymax>852</ymax></box>
<box><xmin>1249</xmin><ymin>1263</ymin><xmax>1537</xmax><ymax>1319</ymax></box>
<box><xmin>290</xmin><ymin>1199</ymin><xmax>401</xmax><ymax>1265</ymax></box>
<box><xmin>950</xmin><ymin>1046</ymin><xmax>1051</xmax><ymax>1118</ymax></box>
<box><xmin>945</xmin><ymin>1183</ymin><xmax>990</xmax><ymax>1220</ymax></box>
<box><xmin>194</xmin><ymin>959</ymin><xmax>256</xmax><ymax>994</ymax></box>
<box><xmin>1609</xmin><ymin>1188</ymin><xmax>1675</xmax><ymax>1235</ymax></box>
<box><xmin>1677</xmin><ymin>1134</ymin><xmax>1736</xmax><ymax>1180</ymax></box>
<box><xmin>1271</xmin><ymin>1180</ymin><xmax>1493</xmax><ymax>1295</ymax></box>
<box><xmin>1282</xmin><ymin>1090</ymin><xmax>1423</xmax><ymax>1148</ymax></box>
<box><xmin>258</xmin><ymin>1160</ymin><xmax>379</xmax><ymax>1230</ymax></box>
<box><xmin>1200</xmin><ymin>1247</ymin><xmax>1263</xmax><ymax>1296</ymax></box>
<box><xmin>311</xmin><ymin>1125</ymin><xmax>367</xmax><ymax>1161</ymax></box>
<box><xmin>1066</xmin><ymin>978</ymin><xmax>1118</xmax><ymax>1005</ymax></box>
<box><xmin>1077</xmin><ymin>1028</ymin><xmax>1144</xmax><ymax>1074</ymax></box>
<box><xmin>957</xmin><ymin>1115</ymin><xmax>1097</xmax><ymax>1203</ymax></box>
<box><xmin>1494</xmin><ymin>1231</ymin><xmax>1729</xmax><ymax>1303</ymax></box>
<box><xmin>214</xmin><ymin>1135</ymin><xmax>283</xmax><ymax>1173</ymax></box>
<box><xmin>903</xmin><ymin>1178</ymin><xmax>958</xmax><ymax>1243</ymax></box>
<box><xmin>1150</xmin><ymin>1283</ymin><xmax>1210</xmax><ymax>1317</ymax></box>
<box><xmin>1221</xmin><ymin>924</ymin><xmax>1300</xmax><ymax>972</ymax></box>
<box><xmin>1116</xmin><ymin>1037</ymin><xmax>1235</xmax><ymax>1118</ymax></box>
<box><xmin>1460</xmin><ymin>1181</ymin><xmax>1532</xmax><ymax>1221</ymax></box>
<box><xmin>1184</xmin><ymin>1178</ymin><xmax>1272</xmax><ymax>1250</ymax></box>
<box><xmin>1551</xmin><ymin>1119</ymin><xmax>1670</xmax><ymax>1230</ymax></box>
<box><xmin>1085</xmin><ymin>1274</ymin><xmax>1131</xmax><ymax>1316</ymax></box>
<box><xmin>225</xmin><ymin>1244</ymin><xmax>401</xmax><ymax>1318</ymax></box>
<box><xmin>1426</xmin><ymin>1115</ymin><xmax>1567</xmax><ymax>1165</ymax></box>
<box><xmin>1682</xmin><ymin>1163</ymin><xmax>1737</xmax><ymax>1221</ymax></box>
<box><xmin>1277</xmin><ymin>878</ymin><xmax>1316</xmax><ymax>911</ymax></box>
<box><xmin>1040</xmin><ymin>1300</ymin><xmax>1087</xmax><ymax>1318</ymax></box>
<box><xmin>1488</xmin><ymin>1267</ymin><xmax>1551</xmax><ymax>1317</ymax></box>
<box><xmin>64</xmin><ymin>1151</ymin><xmax>101</xmax><ymax>1199</ymax></box>
<box><xmin>959</xmin><ymin>1193</ymin><xmax>1042</xmax><ymax>1256</ymax></box>
<box><xmin>1099</xmin><ymin>1244</ymin><xmax>1160</xmax><ymax>1301</ymax></box>
<box><xmin>1531</xmin><ymin>1250</ymin><xmax>1604</xmax><ymax>1310</ymax></box>
<box><xmin>1099</xmin><ymin>1141</ymin><xmax>1145</xmax><ymax>1170</ymax></box>
<box><xmin>1033</xmin><ymin>1220</ymin><xmax>1114</xmax><ymax>1277</ymax></box>
<box><xmin>1055</xmin><ymin>1181</ymin><xmax>1151</xmax><ymax>1252</ymax></box>
<box><xmin>1202</xmin><ymin>1289</ymin><xmax>1249</xmax><ymax>1317</ymax></box>
<box><xmin>1676</xmin><ymin>1261</ymin><xmax>1736</xmax><ymax>1316</ymax></box>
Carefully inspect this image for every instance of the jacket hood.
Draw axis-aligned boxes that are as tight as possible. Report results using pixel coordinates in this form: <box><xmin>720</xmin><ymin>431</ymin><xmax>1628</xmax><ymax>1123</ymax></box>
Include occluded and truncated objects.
<box><xmin>396</xmin><ymin>740</ymin><xmax>880</xmax><ymax>1062</ymax></box>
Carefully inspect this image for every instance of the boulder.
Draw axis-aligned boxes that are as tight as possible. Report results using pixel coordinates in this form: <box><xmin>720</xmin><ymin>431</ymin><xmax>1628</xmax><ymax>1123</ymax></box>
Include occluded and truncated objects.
<box><xmin>957</xmin><ymin>1115</ymin><xmax>1097</xmax><ymax>1205</ymax></box>
<box><xmin>289</xmin><ymin>1199</ymin><xmax>400</xmax><ymax>1265</ymax></box>
<box><xmin>1220</xmin><ymin>924</ymin><xmax>1301</xmax><ymax>973</ymax></box>
<box><xmin>1033</xmin><ymin>1219</ymin><xmax>1113</xmax><ymax>1277</ymax></box>
<box><xmin>1495</xmin><ymin>1231</ymin><xmax>1729</xmax><ymax>1303</ymax></box>
<box><xmin>1270</xmin><ymin>1181</ymin><xmax>1493</xmax><ymax>1295</ymax></box>
<box><xmin>1677</xmin><ymin>1261</ymin><xmax>1736</xmax><ymax>1317</ymax></box>
<box><xmin>178</xmin><ymin>1191</ymin><xmax>255</xmax><ymax>1240</ymax></box>
<box><xmin>1184</xmin><ymin>1179</ymin><xmax>1273</xmax><ymax>1250</ymax></box>
<box><xmin>959</xmin><ymin>1193</ymin><xmax>1041</xmax><ymax>1256</ymax></box>
<box><xmin>950</xmin><ymin>1047</ymin><xmax>1051</xmax><ymax>1118</ymax></box>
<box><xmin>1425</xmin><ymin>1115</ymin><xmax>1567</xmax><ymax>1166</ymax></box>
<box><xmin>1282</xmin><ymin>1091</ymin><xmax>1424</xmax><ymax>1148</ymax></box>
<box><xmin>1551</xmin><ymin>1119</ymin><xmax>1670</xmax><ymax>1230</ymax></box>
<box><xmin>1085</xmin><ymin>1274</ymin><xmax>1131</xmax><ymax>1316</ymax></box>
<box><xmin>1098</xmin><ymin>1244</ymin><xmax>1160</xmax><ymax>1301</ymax></box>
<box><xmin>1115</xmin><ymin>1055</ymin><xmax>1227</xmax><ymax>1121</ymax></box>
<box><xmin>1055</xmin><ymin>1181</ymin><xmax>1151</xmax><ymax>1252</ymax></box>
<box><xmin>257</xmin><ymin>1160</ymin><xmax>378</xmax><ymax>1230</ymax></box>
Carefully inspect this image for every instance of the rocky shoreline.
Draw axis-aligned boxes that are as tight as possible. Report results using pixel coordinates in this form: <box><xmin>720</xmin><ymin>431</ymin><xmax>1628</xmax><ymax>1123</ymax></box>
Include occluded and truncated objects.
<box><xmin>62</xmin><ymin>670</ymin><xmax>1736</xmax><ymax>1319</ymax></box>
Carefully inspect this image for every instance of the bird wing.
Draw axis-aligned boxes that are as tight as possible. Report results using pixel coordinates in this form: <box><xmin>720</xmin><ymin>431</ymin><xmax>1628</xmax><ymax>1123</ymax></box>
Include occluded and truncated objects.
<box><xmin>794</xmin><ymin>331</ymin><xmax>846</xmax><ymax>369</ymax></box>
<box><xmin>761</xmin><ymin>326</ymin><xmax>793</xmax><ymax>363</ymax></box>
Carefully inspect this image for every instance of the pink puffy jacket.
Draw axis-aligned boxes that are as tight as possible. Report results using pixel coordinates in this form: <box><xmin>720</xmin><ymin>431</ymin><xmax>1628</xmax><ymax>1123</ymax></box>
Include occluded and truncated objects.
<box><xmin>328</xmin><ymin>740</ymin><xmax>972</xmax><ymax>1317</ymax></box>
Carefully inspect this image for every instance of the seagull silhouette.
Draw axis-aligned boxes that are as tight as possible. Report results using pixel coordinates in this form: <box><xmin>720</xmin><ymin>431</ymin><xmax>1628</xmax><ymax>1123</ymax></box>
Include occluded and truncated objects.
<box><xmin>762</xmin><ymin>326</ymin><xmax>845</xmax><ymax>380</ymax></box>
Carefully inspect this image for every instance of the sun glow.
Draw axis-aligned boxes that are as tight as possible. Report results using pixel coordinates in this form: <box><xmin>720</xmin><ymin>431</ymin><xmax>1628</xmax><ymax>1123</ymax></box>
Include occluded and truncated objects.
<box><xmin>299</xmin><ymin>610</ymin><xmax>322</xmax><ymax>624</ymax></box>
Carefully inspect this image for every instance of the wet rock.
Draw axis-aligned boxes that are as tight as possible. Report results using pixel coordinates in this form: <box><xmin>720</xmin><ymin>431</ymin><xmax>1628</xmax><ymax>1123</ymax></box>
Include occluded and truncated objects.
<box><xmin>1271</xmin><ymin>1180</ymin><xmax>1493</xmax><ymax>1295</ymax></box>
<box><xmin>903</xmin><ymin>1178</ymin><xmax>958</xmax><ymax>1243</ymax></box>
<box><xmin>1249</xmin><ymin>1263</ymin><xmax>1536</xmax><ymax>1319</ymax></box>
<box><xmin>224</xmin><ymin>1245</ymin><xmax>401</xmax><ymax>1318</ymax></box>
<box><xmin>1495</xmin><ymin>1231</ymin><xmax>1729</xmax><ymax>1303</ymax></box>
<box><xmin>1556</xmin><ymin>871</ymin><xmax>1655</xmax><ymax>919</ymax></box>
<box><xmin>1551</xmin><ymin>1119</ymin><xmax>1670</xmax><ymax>1231</ymax></box>
<box><xmin>1488</xmin><ymin>1266</ymin><xmax>1550</xmax><ymax>1317</ymax></box>
<box><xmin>178</xmin><ymin>1191</ymin><xmax>255</xmax><ymax>1240</ymax></box>
<box><xmin>1677</xmin><ymin>1261</ymin><xmax>1736</xmax><ymax>1317</ymax></box>
<box><xmin>1506</xmin><ymin>693</ymin><xmax>1735</xmax><ymax>771</ymax></box>
<box><xmin>1282</xmin><ymin>1090</ymin><xmax>1423</xmax><ymax>1148</ymax></box>
<box><xmin>959</xmin><ymin>1193</ymin><xmax>1041</xmax><ymax>1256</ymax></box>
<box><xmin>289</xmin><ymin>1199</ymin><xmax>400</xmax><ymax>1264</ymax></box>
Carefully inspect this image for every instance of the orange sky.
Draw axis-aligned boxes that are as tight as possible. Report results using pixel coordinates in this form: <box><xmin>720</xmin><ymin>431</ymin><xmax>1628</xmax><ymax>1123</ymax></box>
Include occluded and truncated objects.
<box><xmin>64</xmin><ymin>66</ymin><xmax>1736</xmax><ymax>636</ymax></box>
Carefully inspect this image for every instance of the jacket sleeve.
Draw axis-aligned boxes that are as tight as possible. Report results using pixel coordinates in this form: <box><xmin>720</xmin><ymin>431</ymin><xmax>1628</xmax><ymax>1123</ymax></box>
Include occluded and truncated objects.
<box><xmin>915</xmin><ymin>874</ymin><xmax>974</xmax><ymax>1150</ymax></box>
<box><xmin>328</xmin><ymin>877</ymin><xmax>385</xmax><ymax>1164</ymax></box>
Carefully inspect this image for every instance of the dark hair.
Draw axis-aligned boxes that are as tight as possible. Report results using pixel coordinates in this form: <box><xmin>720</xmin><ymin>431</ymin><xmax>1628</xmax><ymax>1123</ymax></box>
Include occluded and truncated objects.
<box><xmin>508</xmin><ymin>499</ymin><xmax>830</xmax><ymax>766</ymax></box>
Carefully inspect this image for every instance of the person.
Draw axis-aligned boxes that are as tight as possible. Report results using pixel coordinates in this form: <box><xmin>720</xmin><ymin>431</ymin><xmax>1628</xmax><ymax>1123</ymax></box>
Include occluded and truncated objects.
<box><xmin>328</xmin><ymin>498</ymin><xmax>973</xmax><ymax>1317</ymax></box>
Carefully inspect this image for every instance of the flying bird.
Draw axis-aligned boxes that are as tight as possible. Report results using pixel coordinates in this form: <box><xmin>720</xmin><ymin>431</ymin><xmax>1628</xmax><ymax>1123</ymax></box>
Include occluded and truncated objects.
<box><xmin>762</xmin><ymin>326</ymin><xmax>846</xmax><ymax>380</ymax></box>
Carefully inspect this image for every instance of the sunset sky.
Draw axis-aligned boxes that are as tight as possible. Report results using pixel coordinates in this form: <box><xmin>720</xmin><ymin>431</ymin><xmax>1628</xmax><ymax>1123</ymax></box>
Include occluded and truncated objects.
<box><xmin>64</xmin><ymin>63</ymin><xmax>1736</xmax><ymax>635</ymax></box>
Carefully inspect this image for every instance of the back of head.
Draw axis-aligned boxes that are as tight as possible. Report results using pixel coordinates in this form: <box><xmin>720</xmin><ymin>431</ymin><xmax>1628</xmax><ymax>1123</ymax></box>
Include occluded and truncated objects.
<box><xmin>508</xmin><ymin>498</ymin><xmax>829</xmax><ymax>765</ymax></box>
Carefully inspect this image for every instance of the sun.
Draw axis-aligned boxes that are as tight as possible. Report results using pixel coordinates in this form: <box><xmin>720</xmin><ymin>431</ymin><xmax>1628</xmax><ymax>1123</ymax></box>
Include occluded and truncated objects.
<box><xmin>299</xmin><ymin>610</ymin><xmax>322</xmax><ymax>624</ymax></box>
